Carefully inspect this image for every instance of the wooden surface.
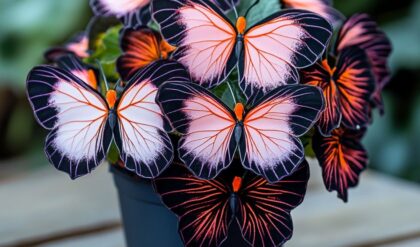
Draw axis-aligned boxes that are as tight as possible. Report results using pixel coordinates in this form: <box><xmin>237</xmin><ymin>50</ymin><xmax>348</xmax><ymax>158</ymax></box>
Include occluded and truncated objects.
<box><xmin>0</xmin><ymin>165</ymin><xmax>121</xmax><ymax>247</ymax></box>
<box><xmin>290</xmin><ymin>160</ymin><xmax>420</xmax><ymax>247</ymax></box>
<box><xmin>1</xmin><ymin>158</ymin><xmax>420</xmax><ymax>247</ymax></box>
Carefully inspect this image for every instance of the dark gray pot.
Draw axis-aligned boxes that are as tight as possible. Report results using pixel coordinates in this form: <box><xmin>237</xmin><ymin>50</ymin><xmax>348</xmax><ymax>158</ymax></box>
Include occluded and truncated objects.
<box><xmin>111</xmin><ymin>165</ymin><xmax>183</xmax><ymax>247</ymax></box>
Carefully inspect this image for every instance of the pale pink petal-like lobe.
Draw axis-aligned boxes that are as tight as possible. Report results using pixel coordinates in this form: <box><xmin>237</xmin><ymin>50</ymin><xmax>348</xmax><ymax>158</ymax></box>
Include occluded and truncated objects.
<box><xmin>240</xmin><ymin>10</ymin><xmax>332</xmax><ymax>97</ymax></box>
<box><xmin>115</xmin><ymin>61</ymin><xmax>188</xmax><ymax>178</ymax></box>
<box><xmin>239</xmin><ymin>85</ymin><xmax>324</xmax><ymax>182</ymax></box>
<box><xmin>26</xmin><ymin>66</ymin><xmax>112</xmax><ymax>179</ymax></box>
<box><xmin>152</xmin><ymin>0</ymin><xmax>237</xmax><ymax>88</ymax></box>
<box><xmin>157</xmin><ymin>81</ymin><xmax>237</xmax><ymax>179</ymax></box>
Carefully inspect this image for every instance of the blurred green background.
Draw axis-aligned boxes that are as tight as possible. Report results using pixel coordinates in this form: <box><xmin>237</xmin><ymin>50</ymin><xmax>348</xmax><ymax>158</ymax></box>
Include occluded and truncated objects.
<box><xmin>0</xmin><ymin>0</ymin><xmax>419</xmax><ymax>182</ymax></box>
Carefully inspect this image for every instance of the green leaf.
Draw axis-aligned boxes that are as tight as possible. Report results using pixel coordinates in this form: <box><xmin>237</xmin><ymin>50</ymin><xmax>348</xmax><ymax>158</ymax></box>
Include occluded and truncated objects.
<box><xmin>212</xmin><ymin>82</ymin><xmax>237</xmax><ymax>109</ymax></box>
<box><xmin>148</xmin><ymin>20</ymin><xmax>160</xmax><ymax>31</ymax></box>
<box><xmin>304</xmin><ymin>138</ymin><xmax>316</xmax><ymax>158</ymax></box>
<box><xmin>87</xmin><ymin>17</ymin><xmax>121</xmax><ymax>51</ymax></box>
<box><xmin>0</xmin><ymin>0</ymin><xmax>89</xmax><ymax>88</ymax></box>
<box><xmin>107</xmin><ymin>143</ymin><xmax>120</xmax><ymax>164</ymax></box>
<box><xmin>86</xmin><ymin>25</ymin><xmax>122</xmax><ymax>82</ymax></box>
<box><xmin>212</xmin><ymin>82</ymin><xmax>229</xmax><ymax>98</ymax></box>
<box><xmin>211</xmin><ymin>70</ymin><xmax>246</xmax><ymax>109</ymax></box>
<box><xmin>5</xmin><ymin>101</ymin><xmax>33</xmax><ymax>152</ymax></box>
<box><xmin>89</xmin><ymin>25</ymin><xmax>122</xmax><ymax>63</ymax></box>
<box><xmin>384</xmin><ymin>1</ymin><xmax>420</xmax><ymax>71</ymax></box>
<box><xmin>301</xmin><ymin>128</ymin><xmax>316</xmax><ymax>158</ymax></box>
<box><xmin>236</xmin><ymin>0</ymin><xmax>281</xmax><ymax>27</ymax></box>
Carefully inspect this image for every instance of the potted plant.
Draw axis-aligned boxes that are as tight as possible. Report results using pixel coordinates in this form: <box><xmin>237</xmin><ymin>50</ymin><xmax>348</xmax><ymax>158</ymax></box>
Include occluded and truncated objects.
<box><xmin>26</xmin><ymin>0</ymin><xmax>391</xmax><ymax>246</ymax></box>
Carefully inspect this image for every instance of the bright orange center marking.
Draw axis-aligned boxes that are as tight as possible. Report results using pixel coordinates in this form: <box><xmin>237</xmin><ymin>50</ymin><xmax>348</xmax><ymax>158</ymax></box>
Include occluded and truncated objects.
<box><xmin>87</xmin><ymin>69</ymin><xmax>98</xmax><ymax>89</ymax></box>
<box><xmin>232</xmin><ymin>176</ymin><xmax>242</xmax><ymax>193</ymax></box>
<box><xmin>160</xmin><ymin>39</ymin><xmax>176</xmax><ymax>59</ymax></box>
<box><xmin>236</xmin><ymin>16</ymin><xmax>247</xmax><ymax>35</ymax></box>
<box><xmin>106</xmin><ymin>90</ymin><xmax>117</xmax><ymax>109</ymax></box>
<box><xmin>234</xmin><ymin>103</ymin><xmax>244</xmax><ymax>121</ymax></box>
<box><xmin>322</xmin><ymin>59</ymin><xmax>336</xmax><ymax>76</ymax></box>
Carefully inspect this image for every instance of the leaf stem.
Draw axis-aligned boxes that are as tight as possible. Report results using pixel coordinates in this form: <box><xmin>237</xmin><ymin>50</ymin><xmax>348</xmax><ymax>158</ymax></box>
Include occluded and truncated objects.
<box><xmin>227</xmin><ymin>80</ymin><xmax>237</xmax><ymax>105</ymax></box>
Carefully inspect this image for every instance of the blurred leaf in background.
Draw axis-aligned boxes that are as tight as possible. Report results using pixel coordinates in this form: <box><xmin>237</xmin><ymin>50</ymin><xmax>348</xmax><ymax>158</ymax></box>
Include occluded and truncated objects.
<box><xmin>86</xmin><ymin>24</ymin><xmax>123</xmax><ymax>83</ymax></box>
<box><xmin>0</xmin><ymin>0</ymin><xmax>90</xmax><ymax>89</ymax></box>
<box><xmin>385</xmin><ymin>0</ymin><xmax>420</xmax><ymax>71</ymax></box>
<box><xmin>0</xmin><ymin>0</ymin><xmax>90</xmax><ymax>164</ymax></box>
